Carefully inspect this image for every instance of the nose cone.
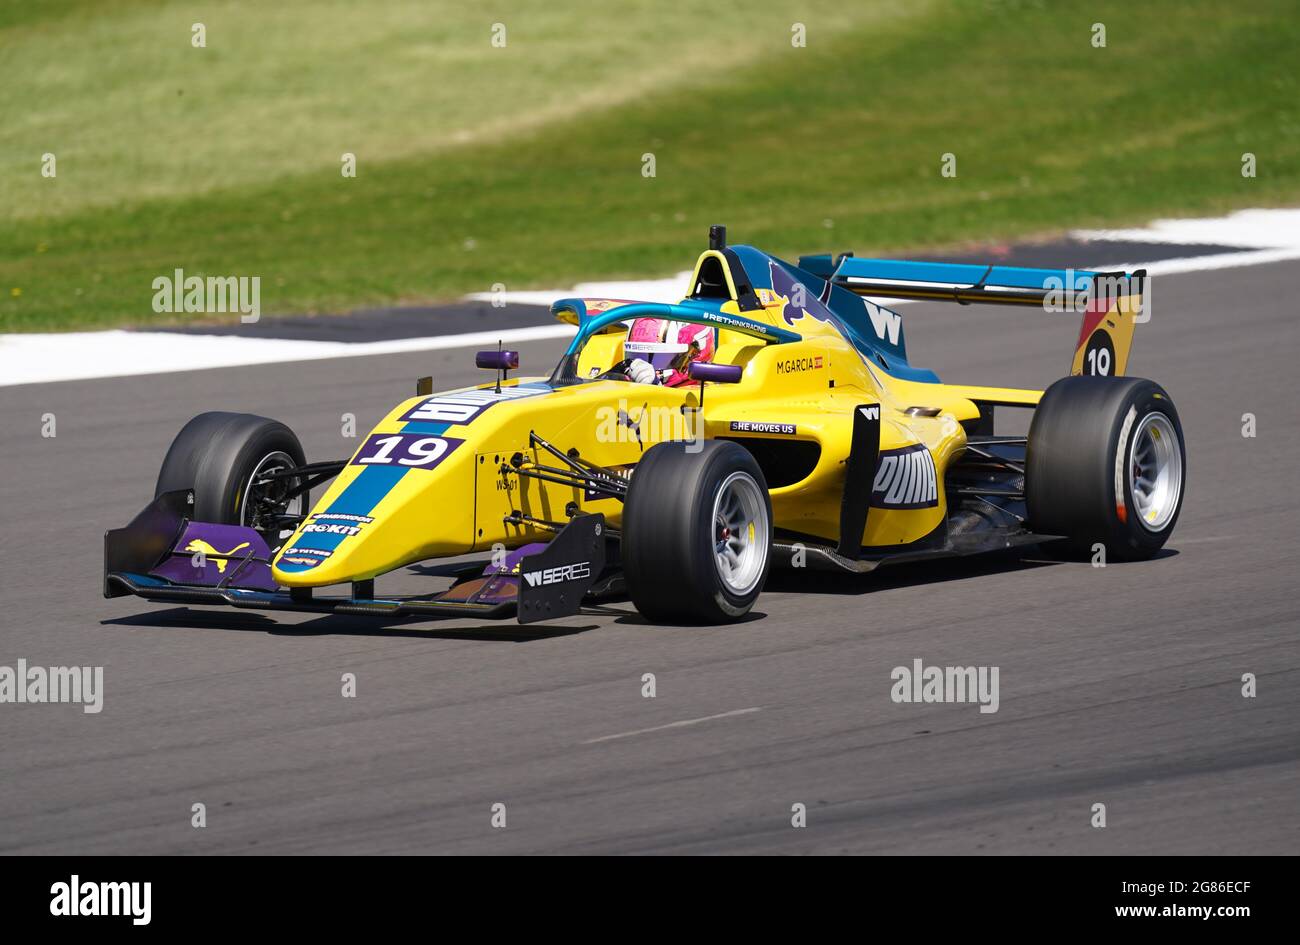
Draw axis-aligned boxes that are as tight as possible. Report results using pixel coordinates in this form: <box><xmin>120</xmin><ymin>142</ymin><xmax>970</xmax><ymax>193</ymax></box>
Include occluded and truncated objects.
<box><xmin>271</xmin><ymin>378</ymin><xmax>561</xmax><ymax>587</ymax></box>
<box><xmin>272</xmin><ymin>439</ymin><xmax>477</xmax><ymax>586</ymax></box>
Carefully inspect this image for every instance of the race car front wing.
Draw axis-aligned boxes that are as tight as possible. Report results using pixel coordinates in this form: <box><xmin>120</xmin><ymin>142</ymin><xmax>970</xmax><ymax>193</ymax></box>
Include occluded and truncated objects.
<box><xmin>104</xmin><ymin>489</ymin><xmax>607</xmax><ymax>624</ymax></box>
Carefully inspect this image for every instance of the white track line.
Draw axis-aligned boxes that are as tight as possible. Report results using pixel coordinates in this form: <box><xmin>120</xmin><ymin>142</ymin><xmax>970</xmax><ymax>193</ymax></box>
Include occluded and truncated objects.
<box><xmin>581</xmin><ymin>706</ymin><xmax>762</xmax><ymax>744</ymax></box>
<box><xmin>5</xmin><ymin>208</ymin><xmax>1299</xmax><ymax>388</ymax></box>
<box><xmin>465</xmin><ymin>271</ymin><xmax>694</xmax><ymax>308</ymax></box>
<box><xmin>0</xmin><ymin>324</ymin><xmax>574</xmax><ymax>387</ymax></box>
<box><xmin>1072</xmin><ymin>207</ymin><xmax>1300</xmax><ymax>247</ymax></box>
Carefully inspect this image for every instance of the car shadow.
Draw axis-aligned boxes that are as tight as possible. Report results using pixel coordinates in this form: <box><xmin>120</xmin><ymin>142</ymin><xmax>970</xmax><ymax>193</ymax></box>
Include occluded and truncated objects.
<box><xmin>764</xmin><ymin>543</ymin><xmax>1180</xmax><ymax>596</ymax></box>
<box><xmin>763</xmin><ymin>549</ymin><xmax>1052</xmax><ymax>597</ymax></box>
<box><xmin>610</xmin><ymin>610</ymin><xmax>769</xmax><ymax>628</ymax></box>
<box><xmin>100</xmin><ymin>607</ymin><xmax>598</xmax><ymax>642</ymax></box>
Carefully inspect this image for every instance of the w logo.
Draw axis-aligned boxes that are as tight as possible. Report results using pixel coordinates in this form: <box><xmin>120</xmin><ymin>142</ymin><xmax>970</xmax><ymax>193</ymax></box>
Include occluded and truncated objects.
<box><xmin>866</xmin><ymin>303</ymin><xmax>902</xmax><ymax>346</ymax></box>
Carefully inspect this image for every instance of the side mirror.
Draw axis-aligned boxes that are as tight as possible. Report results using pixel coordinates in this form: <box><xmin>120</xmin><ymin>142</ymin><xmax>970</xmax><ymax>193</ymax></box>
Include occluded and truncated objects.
<box><xmin>475</xmin><ymin>350</ymin><xmax>519</xmax><ymax>371</ymax></box>
<box><xmin>689</xmin><ymin>362</ymin><xmax>742</xmax><ymax>384</ymax></box>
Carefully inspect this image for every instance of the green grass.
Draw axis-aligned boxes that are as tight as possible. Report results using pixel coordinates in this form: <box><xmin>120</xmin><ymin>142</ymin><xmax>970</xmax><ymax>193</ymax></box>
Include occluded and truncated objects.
<box><xmin>2</xmin><ymin>0</ymin><xmax>1297</xmax><ymax>331</ymax></box>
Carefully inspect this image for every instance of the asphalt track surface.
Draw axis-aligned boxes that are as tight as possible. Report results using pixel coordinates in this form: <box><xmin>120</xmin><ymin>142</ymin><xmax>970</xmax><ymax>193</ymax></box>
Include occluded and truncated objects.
<box><xmin>2</xmin><ymin>261</ymin><xmax>1297</xmax><ymax>855</ymax></box>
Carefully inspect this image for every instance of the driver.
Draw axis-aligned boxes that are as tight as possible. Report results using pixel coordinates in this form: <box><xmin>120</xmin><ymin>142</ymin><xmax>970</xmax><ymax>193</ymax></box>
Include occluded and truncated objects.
<box><xmin>622</xmin><ymin>317</ymin><xmax>716</xmax><ymax>386</ymax></box>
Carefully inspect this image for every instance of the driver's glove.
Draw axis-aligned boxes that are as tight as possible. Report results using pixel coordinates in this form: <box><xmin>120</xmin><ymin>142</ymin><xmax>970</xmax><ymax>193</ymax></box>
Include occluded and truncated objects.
<box><xmin>626</xmin><ymin>359</ymin><xmax>658</xmax><ymax>384</ymax></box>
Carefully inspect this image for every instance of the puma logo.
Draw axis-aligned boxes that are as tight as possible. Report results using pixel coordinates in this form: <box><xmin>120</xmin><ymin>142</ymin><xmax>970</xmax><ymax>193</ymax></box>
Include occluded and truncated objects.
<box><xmin>184</xmin><ymin>539</ymin><xmax>250</xmax><ymax>573</ymax></box>
<box><xmin>618</xmin><ymin>403</ymin><xmax>646</xmax><ymax>449</ymax></box>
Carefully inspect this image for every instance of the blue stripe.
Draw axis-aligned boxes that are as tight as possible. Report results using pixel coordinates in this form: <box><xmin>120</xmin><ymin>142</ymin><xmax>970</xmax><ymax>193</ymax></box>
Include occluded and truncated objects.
<box><xmin>400</xmin><ymin>421</ymin><xmax>454</xmax><ymax>436</ymax></box>
<box><xmin>326</xmin><ymin>465</ymin><xmax>408</xmax><ymax>518</ymax></box>
<box><xmin>278</xmin><ymin>418</ymin><xmax>454</xmax><ymax>572</ymax></box>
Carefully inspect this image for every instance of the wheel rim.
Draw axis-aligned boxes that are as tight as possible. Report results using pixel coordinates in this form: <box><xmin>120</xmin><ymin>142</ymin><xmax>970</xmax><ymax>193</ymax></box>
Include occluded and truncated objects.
<box><xmin>1128</xmin><ymin>413</ymin><xmax>1182</xmax><ymax>532</ymax></box>
<box><xmin>712</xmin><ymin>471</ymin><xmax>768</xmax><ymax>595</ymax></box>
<box><xmin>240</xmin><ymin>451</ymin><xmax>304</xmax><ymax>537</ymax></box>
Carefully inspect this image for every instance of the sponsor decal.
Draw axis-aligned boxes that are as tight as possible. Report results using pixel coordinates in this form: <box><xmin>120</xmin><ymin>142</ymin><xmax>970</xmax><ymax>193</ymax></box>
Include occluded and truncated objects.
<box><xmin>400</xmin><ymin>384</ymin><xmax>548</xmax><ymax>425</ymax></box>
<box><xmin>617</xmin><ymin>405</ymin><xmax>644</xmax><ymax>448</ymax></box>
<box><xmin>284</xmin><ymin>547</ymin><xmax>331</xmax><ymax>558</ymax></box>
<box><xmin>301</xmin><ymin>522</ymin><xmax>362</xmax><ymax>536</ymax></box>
<box><xmin>584</xmin><ymin>463</ymin><xmax>635</xmax><ymax>501</ymax></box>
<box><xmin>775</xmin><ymin>355</ymin><xmax>823</xmax><ymax>374</ymax></box>
<box><xmin>766</xmin><ymin>259</ymin><xmax>906</xmax><ymax>354</ymax></box>
<box><xmin>280</xmin><ymin>547</ymin><xmax>332</xmax><ymax>568</ymax></box>
<box><xmin>1115</xmin><ymin>405</ymin><xmax>1138</xmax><ymax>524</ymax></box>
<box><xmin>352</xmin><ymin>433</ymin><xmax>464</xmax><ymax>470</ymax></box>
<box><xmin>583</xmin><ymin>298</ymin><xmax>637</xmax><ymax>314</ymax></box>
<box><xmin>522</xmin><ymin>560</ymin><xmax>591</xmax><ymax>587</ymax></box>
<box><xmin>310</xmin><ymin>513</ymin><xmax>373</xmax><ymax>524</ymax></box>
<box><xmin>769</xmin><ymin>259</ymin><xmax>839</xmax><ymax>329</ymax></box>
<box><xmin>692</xmin><ymin>310</ymin><xmax>784</xmax><ymax>340</ymax></box>
<box><xmin>182</xmin><ymin>538</ymin><xmax>250</xmax><ymax>574</ymax></box>
<box><xmin>729</xmin><ymin>420</ymin><xmax>797</xmax><ymax>436</ymax></box>
<box><xmin>871</xmin><ymin>444</ymin><xmax>939</xmax><ymax>509</ymax></box>
<box><xmin>300</xmin><ymin>512</ymin><xmax>374</xmax><ymax>538</ymax></box>
<box><xmin>866</xmin><ymin>302</ymin><xmax>902</xmax><ymax>345</ymax></box>
<box><xmin>860</xmin><ymin>405</ymin><xmax>880</xmax><ymax>420</ymax></box>
<box><xmin>153</xmin><ymin>522</ymin><xmax>276</xmax><ymax>590</ymax></box>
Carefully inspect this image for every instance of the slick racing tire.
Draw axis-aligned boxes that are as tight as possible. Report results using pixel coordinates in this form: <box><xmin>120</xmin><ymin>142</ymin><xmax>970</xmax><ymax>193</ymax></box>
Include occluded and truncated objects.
<box><xmin>1026</xmin><ymin>376</ymin><xmax>1185</xmax><ymax>561</ymax></box>
<box><xmin>155</xmin><ymin>411</ymin><xmax>308</xmax><ymax>539</ymax></box>
<box><xmin>622</xmin><ymin>440</ymin><xmax>772</xmax><ymax>623</ymax></box>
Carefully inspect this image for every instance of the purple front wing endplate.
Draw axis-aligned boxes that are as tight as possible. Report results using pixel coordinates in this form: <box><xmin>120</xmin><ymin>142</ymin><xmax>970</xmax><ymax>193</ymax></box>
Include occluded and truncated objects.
<box><xmin>150</xmin><ymin>522</ymin><xmax>278</xmax><ymax>591</ymax></box>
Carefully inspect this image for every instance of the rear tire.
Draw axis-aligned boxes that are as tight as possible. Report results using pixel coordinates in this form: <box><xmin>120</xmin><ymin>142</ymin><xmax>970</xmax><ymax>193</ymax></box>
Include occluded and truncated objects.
<box><xmin>1026</xmin><ymin>376</ymin><xmax>1185</xmax><ymax>561</ymax></box>
<box><xmin>155</xmin><ymin>412</ymin><xmax>307</xmax><ymax>540</ymax></box>
<box><xmin>622</xmin><ymin>440</ymin><xmax>772</xmax><ymax>623</ymax></box>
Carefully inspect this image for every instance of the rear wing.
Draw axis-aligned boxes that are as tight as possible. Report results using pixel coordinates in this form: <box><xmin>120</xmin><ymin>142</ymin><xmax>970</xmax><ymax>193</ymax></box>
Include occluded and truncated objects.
<box><xmin>829</xmin><ymin>258</ymin><xmax>1143</xmax><ymax>308</ymax></box>
<box><xmin>819</xmin><ymin>257</ymin><xmax>1147</xmax><ymax>378</ymax></box>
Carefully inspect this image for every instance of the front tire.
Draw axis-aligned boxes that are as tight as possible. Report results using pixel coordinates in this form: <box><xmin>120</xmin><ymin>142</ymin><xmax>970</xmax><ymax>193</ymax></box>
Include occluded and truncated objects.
<box><xmin>1026</xmin><ymin>376</ymin><xmax>1185</xmax><ymax>560</ymax></box>
<box><xmin>622</xmin><ymin>440</ymin><xmax>772</xmax><ymax>623</ymax></box>
<box><xmin>155</xmin><ymin>411</ymin><xmax>307</xmax><ymax>541</ymax></box>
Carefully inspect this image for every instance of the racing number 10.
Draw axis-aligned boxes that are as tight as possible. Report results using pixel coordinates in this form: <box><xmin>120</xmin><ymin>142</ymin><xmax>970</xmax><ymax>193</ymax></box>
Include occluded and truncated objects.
<box><xmin>1086</xmin><ymin>347</ymin><xmax>1111</xmax><ymax>376</ymax></box>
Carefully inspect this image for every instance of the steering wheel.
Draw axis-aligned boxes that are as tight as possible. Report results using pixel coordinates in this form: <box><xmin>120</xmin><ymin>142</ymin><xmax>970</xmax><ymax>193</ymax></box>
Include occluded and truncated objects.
<box><xmin>598</xmin><ymin>358</ymin><xmax>637</xmax><ymax>382</ymax></box>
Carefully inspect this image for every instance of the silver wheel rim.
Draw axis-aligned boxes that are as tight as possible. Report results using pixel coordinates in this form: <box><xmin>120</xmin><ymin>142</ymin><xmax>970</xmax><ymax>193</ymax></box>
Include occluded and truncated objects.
<box><xmin>240</xmin><ymin>451</ymin><xmax>303</xmax><ymax>537</ymax></box>
<box><xmin>1128</xmin><ymin>413</ymin><xmax>1182</xmax><ymax>532</ymax></box>
<box><xmin>712</xmin><ymin>471</ymin><xmax>768</xmax><ymax>595</ymax></box>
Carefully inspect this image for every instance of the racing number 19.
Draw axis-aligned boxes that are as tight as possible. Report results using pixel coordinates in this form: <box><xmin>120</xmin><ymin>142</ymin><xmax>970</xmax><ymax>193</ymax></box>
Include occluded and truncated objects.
<box><xmin>357</xmin><ymin>435</ymin><xmax>451</xmax><ymax>467</ymax></box>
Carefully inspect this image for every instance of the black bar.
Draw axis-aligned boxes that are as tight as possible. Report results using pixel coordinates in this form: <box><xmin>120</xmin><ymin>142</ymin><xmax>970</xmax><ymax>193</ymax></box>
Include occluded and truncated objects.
<box><xmin>837</xmin><ymin>404</ymin><xmax>881</xmax><ymax>559</ymax></box>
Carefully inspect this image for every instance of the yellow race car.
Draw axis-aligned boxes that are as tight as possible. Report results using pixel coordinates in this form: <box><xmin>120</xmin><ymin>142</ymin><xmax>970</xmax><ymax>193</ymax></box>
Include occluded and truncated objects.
<box><xmin>105</xmin><ymin>226</ymin><xmax>1185</xmax><ymax>624</ymax></box>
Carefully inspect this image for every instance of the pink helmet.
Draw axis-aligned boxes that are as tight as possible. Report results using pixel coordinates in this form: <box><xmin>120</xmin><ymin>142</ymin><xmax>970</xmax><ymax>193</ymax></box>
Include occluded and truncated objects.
<box><xmin>624</xmin><ymin>318</ymin><xmax>716</xmax><ymax>386</ymax></box>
